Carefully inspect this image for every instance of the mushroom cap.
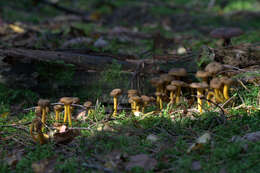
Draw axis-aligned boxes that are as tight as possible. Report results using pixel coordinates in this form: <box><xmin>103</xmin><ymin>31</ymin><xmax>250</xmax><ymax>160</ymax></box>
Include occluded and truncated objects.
<box><xmin>149</xmin><ymin>96</ymin><xmax>156</xmax><ymax>102</ymax></box>
<box><xmin>150</xmin><ymin>78</ymin><xmax>164</xmax><ymax>87</ymax></box>
<box><xmin>196</xmin><ymin>70</ymin><xmax>210</xmax><ymax>78</ymax></box>
<box><xmin>83</xmin><ymin>101</ymin><xmax>92</xmax><ymax>108</ymax></box>
<box><xmin>210</xmin><ymin>27</ymin><xmax>244</xmax><ymax>39</ymax></box>
<box><xmin>127</xmin><ymin>89</ymin><xmax>138</xmax><ymax>97</ymax></box>
<box><xmin>54</xmin><ymin>105</ymin><xmax>63</xmax><ymax>111</ymax></box>
<box><xmin>168</xmin><ymin>68</ymin><xmax>187</xmax><ymax>77</ymax></box>
<box><xmin>166</xmin><ymin>85</ymin><xmax>177</xmax><ymax>91</ymax></box>
<box><xmin>131</xmin><ymin>96</ymin><xmax>142</xmax><ymax>103</ymax></box>
<box><xmin>205</xmin><ymin>62</ymin><xmax>223</xmax><ymax>75</ymax></box>
<box><xmin>141</xmin><ymin>95</ymin><xmax>150</xmax><ymax>102</ymax></box>
<box><xmin>220</xmin><ymin>76</ymin><xmax>233</xmax><ymax>85</ymax></box>
<box><xmin>155</xmin><ymin>92</ymin><xmax>162</xmax><ymax>97</ymax></box>
<box><xmin>210</xmin><ymin>78</ymin><xmax>222</xmax><ymax>89</ymax></box>
<box><xmin>72</xmin><ymin>97</ymin><xmax>80</xmax><ymax>104</ymax></box>
<box><xmin>60</xmin><ymin>97</ymin><xmax>74</xmax><ymax>105</ymax></box>
<box><xmin>190</xmin><ymin>82</ymin><xmax>208</xmax><ymax>89</ymax></box>
<box><xmin>110</xmin><ymin>88</ymin><xmax>122</xmax><ymax>97</ymax></box>
<box><xmin>171</xmin><ymin>80</ymin><xmax>188</xmax><ymax>87</ymax></box>
<box><xmin>160</xmin><ymin>74</ymin><xmax>174</xmax><ymax>83</ymax></box>
<box><xmin>38</xmin><ymin>99</ymin><xmax>50</xmax><ymax>107</ymax></box>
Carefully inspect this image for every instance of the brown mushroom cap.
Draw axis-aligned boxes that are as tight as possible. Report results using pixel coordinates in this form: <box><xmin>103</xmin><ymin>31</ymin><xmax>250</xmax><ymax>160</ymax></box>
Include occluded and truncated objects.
<box><xmin>166</xmin><ymin>85</ymin><xmax>177</xmax><ymax>91</ymax></box>
<box><xmin>60</xmin><ymin>97</ymin><xmax>74</xmax><ymax>105</ymax></box>
<box><xmin>190</xmin><ymin>82</ymin><xmax>209</xmax><ymax>89</ymax></box>
<box><xmin>210</xmin><ymin>27</ymin><xmax>244</xmax><ymax>39</ymax></box>
<box><xmin>54</xmin><ymin>105</ymin><xmax>63</xmax><ymax>111</ymax></box>
<box><xmin>155</xmin><ymin>92</ymin><xmax>162</xmax><ymax>97</ymax></box>
<box><xmin>131</xmin><ymin>96</ymin><xmax>142</xmax><ymax>103</ymax></box>
<box><xmin>150</xmin><ymin>78</ymin><xmax>164</xmax><ymax>87</ymax></box>
<box><xmin>38</xmin><ymin>99</ymin><xmax>50</xmax><ymax>107</ymax></box>
<box><xmin>168</xmin><ymin>68</ymin><xmax>187</xmax><ymax>77</ymax></box>
<box><xmin>72</xmin><ymin>97</ymin><xmax>80</xmax><ymax>104</ymax></box>
<box><xmin>160</xmin><ymin>74</ymin><xmax>174</xmax><ymax>83</ymax></box>
<box><xmin>110</xmin><ymin>88</ymin><xmax>122</xmax><ymax>97</ymax></box>
<box><xmin>127</xmin><ymin>89</ymin><xmax>138</xmax><ymax>97</ymax></box>
<box><xmin>141</xmin><ymin>95</ymin><xmax>150</xmax><ymax>102</ymax></box>
<box><xmin>171</xmin><ymin>80</ymin><xmax>188</xmax><ymax>87</ymax></box>
<box><xmin>210</xmin><ymin>78</ymin><xmax>222</xmax><ymax>89</ymax></box>
<box><xmin>196</xmin><ymin>70</ymin><xmax>210</xmax><ymax>79</ymax></box>
<box><xmin>149</xmin><ymin>96</ymin><xmax>156</xmax><ymax>102</ymax></box>
<box><xmin>83</xmin><ymin>101</ymin><xmax>92</xmax><ymax>108</ymax></box>
<box><xmin>205</xmin><ymin>62</ymin><xmax>223</xmax><ymax>75</ymax></box>
<box><xmin>220</xmin><ymin>76</ymin><xmax>233</xmax><ymax>85</ymax></box>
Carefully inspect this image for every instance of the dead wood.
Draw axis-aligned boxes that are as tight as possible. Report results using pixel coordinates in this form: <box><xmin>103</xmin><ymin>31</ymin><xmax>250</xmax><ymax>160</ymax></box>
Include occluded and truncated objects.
<box><xmin>0</xmin><ymin>48</ymin><xmax>137</xmax><ymax>71</ymax></box>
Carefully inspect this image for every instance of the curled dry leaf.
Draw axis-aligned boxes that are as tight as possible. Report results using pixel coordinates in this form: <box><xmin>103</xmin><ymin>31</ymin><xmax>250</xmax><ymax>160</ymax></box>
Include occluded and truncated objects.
<box><xmin>187</xmin><ymin>132</ymin><xmax>211</xmax><ymax>153</ymax></box>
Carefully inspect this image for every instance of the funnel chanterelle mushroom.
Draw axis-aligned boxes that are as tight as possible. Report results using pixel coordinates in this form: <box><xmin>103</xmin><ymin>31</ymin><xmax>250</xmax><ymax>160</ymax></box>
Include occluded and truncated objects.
<box><xmin>54</xmin><ymin>105</ymin><xmax>63</xmax><ymax>122</ymax></box>
<box><xmin>141</xmin><ymin>95</ymin><xmax>150</xmax><ymax>113</ymax></box>
<box><xmin>171</xmin><ymin>80</ymin><xmax>188</xmax><ymax>104</ymax></box>
<box><xmin>131</xmin><ymin>96</ymin><xmax>142</xmax><ymax>113</ymax></box>
<box><xmin>210</xmin><ymin>27</ymin><xmax>244</xmax><ymax>46</ymax></box>
<box><xmin>190</xmin><ymin>82</ymin><xmax>208</xmax><ymax>113</ymax></box>
<box><xmin>205</xmin><ymin>62</ymin><xmax>223</xmax><ymax>76</ymax></box>
<box><xmin>166</xmin><ymin>85</ymin><xmax>177</xmax><ymax>104</ymax></box>
<box><xmin>60</xmin><ymin>97</ymin><xmax>74</xmax><ymax>126</ymax></box>
<box><xmin>220</xmin><ymin>76</ymin><xmax>234</xmax><ymax>100</ymax></box>
<box><xmin>38</xmin><ymin>99</ymin><xmax>50</xmax><ymax>125</ymax></box>
<box><xmin>196</xmin><ymin>70</ymin><xmax>211</xmax><ymax>83</ymax></box>
<box><xmin>168</xmin><ymin>68</ymin><xmax>187</xmax><ymax>80</ymax></box>
<box><xmin>155</xmin><ymin>92</ymin><xmax>163</xmax><ymax>110</ymax></box>
<box><xmin>110</xmin><ymin>88</ymin><xmax>122</xmax><ymax>117</ymax></box>
<box><xmin>210</xmin><ymin>78</ymin><xmax>224</xmax><ymax>103</ymax></box>
<box><xmin>84</xmin><ymin>101</ymin><xmax>93</xmax><ymax>115</ymax></box>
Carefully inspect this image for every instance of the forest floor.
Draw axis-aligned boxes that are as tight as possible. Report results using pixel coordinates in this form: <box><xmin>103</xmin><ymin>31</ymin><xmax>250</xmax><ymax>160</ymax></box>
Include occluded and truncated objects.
<box><xmin>0</xmin><ymin>0</ymin><xmax>260</xmax><ymax>172</ymax></box>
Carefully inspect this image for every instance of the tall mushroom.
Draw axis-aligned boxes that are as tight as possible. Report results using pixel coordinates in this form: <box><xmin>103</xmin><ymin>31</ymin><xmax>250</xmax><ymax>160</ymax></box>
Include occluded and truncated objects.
<box><xmin>210</xmin><ymin>27</ymin><xmax>244</xmax><ymax>47</ymax></box>
<box><xmin>110</xmin><ymin>88</ymin><xmax>122</xmax><ymax>117</ymax></box>
<box><xmin>210</xmin><ymin>78</ymin><xmax>224</xmax><ymax>103</ymax></box>
<box><xmin>196</xmin><ymin>70</ymin><xmax>211</xmax><ymax>84</ymax></box>
<box><xmin>190</xmin><ymin>82</ymin><xmax>208</xmax><ymax>113</ymax></box>
<box><xmin>220</xmin><ymin>76</ymin><xmax>234</xmax><ymax>100</ymax></box>
<box><xmin>60</xmin><ymin>97</ymin><xmax>74</xmax><ymax>126</ymax></box>
<box><xmin>131</xmin><ymin>96</ymin><xmax>142</xmax><ymax>112</ymax></box>
<box><xmin>155</xmin><ymin>92</ymin><xmax>163</xmax><ymax>110</ymax></box>
<box><xmin>38</xmin><ymin>99</ymin><xmax>50</xmax><ymax>125</ymax></box>
<box><xmin>166</xmin><ymin>84</ymin><xmax>177</xmax><ymax>104</ymax></box>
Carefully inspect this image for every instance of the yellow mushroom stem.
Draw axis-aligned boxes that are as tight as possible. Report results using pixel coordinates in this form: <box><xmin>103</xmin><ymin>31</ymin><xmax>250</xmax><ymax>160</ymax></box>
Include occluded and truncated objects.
<box><xmin>88</xmin><ymin>109</ymin><xmax>92</xmax><ymax>115</ymax></box>
<box><xmin>159</xmin><ymin>96</ymin><xmax>163</xmax><ymax>110</ymax></box>
<box><xmin>136</xmin><ymin>104</ymin><xmax>140</xmax><ymax>112</ymax></box>
<box><xmin>30</xmin><ymin>123</ymin><xmax>38</xmax><ymax>142</ymax></box>
<box><xmin>214</xmin><ymin>89</ymin><xmax>224</xmax><ymax>103</ymax></box>
<box><xmin>169</xmin><ymin>91</ymin><xmax>175</xmax><ymax>104</ymax></box>
<box><xmin>197</xmin><ymin>89</ymin><xmax>203</xmax><ymax>113</ymax></box>
<box><xmin>55</xmin><ymin>110</ymin><xmax>60</xmax><ymax>121</ymax></box>
<box><xmin>176</xmin><ymin>86</ymin><xmax>181</xmax><ymax>104</ymax></box>
<box><xmin>142</xmin><ymin>102</ymin><xmax>148</xmax><ymax>113</ymax></box>
<box><xmin>112</xmin><ymin>96</ymin><xmax>118</xmax><ymax>117</ymax></box>
<box><xmin>63</xmin><ymin>105</ymin><xmax>72</xmax><ymax>126</ymax></box>
<box><xmin>223</xmin><ymin>84</ymin><xmax>230</xmax><ymax>100</ymax></box>
<box><xmin>41</xmin><ymin>108</ymin><xmax>46</xmax><ymax>124</ymax></box>
<box><xmin>206</xmin><ymin>91</ymin><xmax>215</xmax><ymax>106</ymax></box>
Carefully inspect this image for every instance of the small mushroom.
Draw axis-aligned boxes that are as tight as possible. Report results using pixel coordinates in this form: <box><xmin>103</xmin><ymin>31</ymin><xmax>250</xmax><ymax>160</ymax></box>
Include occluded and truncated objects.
<box><xmin>84</xmin><ymin>101</ymin><xmax>93</xmax><ymax>115</ymax></box>
<box><xmin>54</xmin><ymin>105</ymin><xmax>63</xmax><ymax>122</ymax></box>
<box><xmin>131</xmin><ymin>96</ymin><xmax>142</xmax><ymax>112</ymax></box>
<box><xmin>196</xmin><ymin>70</ymin><xmax>211</xmax><ymax>84</ymax></box>
<box><xmin>141</xmin><ymin>95</ymin><xmax>150</xmax><ymax>113</ymax></box>
<box><xmin>150</xmin><ymin>77</ymin><xmax>164</xmax><ymax>93</ymax></box>
<box><xmin>160</xmin><ymin>74</ymin><xmax>174</xmax><ymax>93</ymax></box>
<box><xmin>155</xmin><ymin>92</ymin><xmax>163</xmax><ymax>110</ymax></box>
<box><xmin>210</xmin><ymin>27</ymin><xmax>244</xmax><ymax>46</ymax></box>
<box><xmin>110</xmin><ymin>88</ymin><xmax>122</xmax><ymax>117</ymax></box>
<box><xmin>38</xmin><ymin>99</ymin><xmax>50</xmax><ymax>126</ymax></box>
<box><xmin>205</xmin><ymin>62</ymin><xmax>223</xmax><ymax>77</ymax></box>
<box><xmin>210</xmin><ymin>78</ymin><xmax>224</xmax><ymax>103</ymax></box>
<box><xmin>220</xmin><ymin>76</ymin><xmax>234</xmax><ymax>100</ymax></box>
<box><xmin>166</xmin><ymin>84</ymin><xmax>177</xmax><ymax>104</ymax></box>
<box><xmin>190</xmin><ymin>82</ymin><xmax>208</xmax><ymax>113</ymax></box>
<box><xmin>30</xmin><ymin>117</ymin><xmax>48</xmax><ymax>145</ymax></box>
<box><xmin>171</xmin><ymin>80</ymin><xmax>188</xmax><ymax>104</ymax></box>
<box><xmin>60</xmin><ymin>97</ymin><xmax>74</xmax><ymax>126</ymax></box>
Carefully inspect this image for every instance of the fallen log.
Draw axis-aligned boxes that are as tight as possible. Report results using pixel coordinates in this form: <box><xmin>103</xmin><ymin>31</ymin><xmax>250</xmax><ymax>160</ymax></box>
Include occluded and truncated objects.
<box><xmin>0</xmin><ymin>48</ymin><xmax>137</xmax><ymax>71</ymax></box>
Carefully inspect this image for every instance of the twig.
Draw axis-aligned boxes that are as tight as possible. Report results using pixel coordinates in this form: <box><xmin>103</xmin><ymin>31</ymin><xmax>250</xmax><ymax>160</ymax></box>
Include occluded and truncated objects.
<box><xmin>221</xmin><ymin>93</ymin><xmax>236</xmax><ymax>108</ymax></box>
<box><xmin>237</xmin><ymin>79</ymin><xmax>249</xmax><ymax>91</ymax></box>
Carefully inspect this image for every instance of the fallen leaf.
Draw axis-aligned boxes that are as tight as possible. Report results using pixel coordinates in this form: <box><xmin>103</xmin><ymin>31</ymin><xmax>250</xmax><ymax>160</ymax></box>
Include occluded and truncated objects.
<box><xmin>9</xmin><ymin>24</ymin><xmax>25</xmax><ymax>33</ymax></box>
<box><xmin>187</xmin><ymin>132</ymin><xmax>211</xmax><ymax>153</ymax></box>
<box><xmin>125</xmin><ymin>154</ymin><xmax>157</xmax><ymax>171</ymax></box>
